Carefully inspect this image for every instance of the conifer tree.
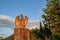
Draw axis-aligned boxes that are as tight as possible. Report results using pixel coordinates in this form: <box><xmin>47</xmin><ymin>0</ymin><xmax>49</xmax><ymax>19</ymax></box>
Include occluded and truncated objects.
<box><xmin>42</xmin><ymin>0</ymin><xmax>60</xmax><ymax>35</ymax></box>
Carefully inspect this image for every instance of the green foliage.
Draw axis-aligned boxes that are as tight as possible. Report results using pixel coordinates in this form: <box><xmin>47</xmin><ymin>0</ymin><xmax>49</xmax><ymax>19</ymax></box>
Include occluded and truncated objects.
<box><xmin>42</xmin><ymin>0</ymin><xmax>60</xmax><ymax>35</ymax></box>
<box><xmin>30</xmin><ymin>21</ymin><xmax>52</xmax><ymax>40</ymax></box>
<box><xmin>51</xmin><ymin>35</ymin><xmax>60</xmax><ymax>40</ymax></box>
<box><xmin>30</xmin><ymin>28</ymin><xmax>39</xmax><ymax>38</ymax></box>
<box><xmin>30</xmin><ymin>22</ymin><xmax>45</xmax><ymax>40</ymax></box>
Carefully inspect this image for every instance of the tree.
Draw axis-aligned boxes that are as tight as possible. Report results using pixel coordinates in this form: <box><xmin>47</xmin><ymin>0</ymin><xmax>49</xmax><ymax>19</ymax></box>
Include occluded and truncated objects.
<box><xmin>42</xmin><ymin>0</ymin><xmax>60</xmax><ymax>35</ymax></box>
<box><xmin>30</xmin><ymin>21</ymin><xmax>45</xmax><ymax>40</ymax></box>
<box><xmin>30</xmin><ymin>21</ymin><xmax>52</xmax><ymax>40</ymax></box>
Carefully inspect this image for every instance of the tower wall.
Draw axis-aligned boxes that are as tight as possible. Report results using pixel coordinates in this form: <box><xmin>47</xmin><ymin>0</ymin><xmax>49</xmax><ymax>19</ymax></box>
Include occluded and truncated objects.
<box><xmin>14</xmin><ymin>28</ymin><xmax>30</xmax><ymax>40</ymax></box>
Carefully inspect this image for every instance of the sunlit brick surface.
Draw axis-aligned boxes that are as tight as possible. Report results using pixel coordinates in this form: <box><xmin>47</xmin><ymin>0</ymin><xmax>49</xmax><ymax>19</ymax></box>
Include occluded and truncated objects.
<box><xmin>14</xmin><ymin>28</ymin><xmax>30</xmax><ymax>40</ymax></box>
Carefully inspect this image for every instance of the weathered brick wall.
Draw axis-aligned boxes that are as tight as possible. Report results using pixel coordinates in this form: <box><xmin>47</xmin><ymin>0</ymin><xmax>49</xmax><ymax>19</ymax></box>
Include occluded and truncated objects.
<box><xmin>14</xmin><ymin>28</ymin><xmax>30</xmax><ymax>40</ymax></box>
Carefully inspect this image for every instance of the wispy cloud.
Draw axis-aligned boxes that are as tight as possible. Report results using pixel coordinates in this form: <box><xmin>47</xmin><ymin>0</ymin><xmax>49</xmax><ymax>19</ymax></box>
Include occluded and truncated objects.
<box><xmin>0</xmin><ymin>15</ymin><xmax>15</xmax><ymax>22</ymax></box>
<box><xmin>28</xmin><ymin>20</ymin><xmax>40</xmax><ymax>23</ymax></box>
<box><xmin>0</xmin><ymin>15</ymin><xmax>15</xmax><ymax>28</ymax></box>
<box><xmin>0</xmin><ymin>15</ymin><xmax>40</xmax><ymax>28</ymax></box>
<box><xmin>0</xmin><ymin>15</ymin><xmax>41</xmax><ymax>38</ymax></box>
<box><xmin>0</xmin><ymin>15</ymin><xmax>15</xmax><ymax>38</ymax></box>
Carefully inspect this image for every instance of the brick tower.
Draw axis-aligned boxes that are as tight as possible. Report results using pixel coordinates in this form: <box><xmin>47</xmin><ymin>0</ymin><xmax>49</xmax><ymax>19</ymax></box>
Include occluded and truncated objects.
<box><xmin>14</xmin><ymin>15</ymin><xmax>30</xmax><ymax>40</ymax></box>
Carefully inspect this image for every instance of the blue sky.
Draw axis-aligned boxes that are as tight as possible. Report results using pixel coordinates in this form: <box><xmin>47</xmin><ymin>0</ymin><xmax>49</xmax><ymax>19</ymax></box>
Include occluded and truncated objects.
<box><xmin>0</xmin><ymin>0</ymin><xmax>46</xmax><ymax>20</ymax></box>
<box><xmin>0</xmin><ymin>0</ymin><xmax>46</xmax><ymax>38</ymax></box>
